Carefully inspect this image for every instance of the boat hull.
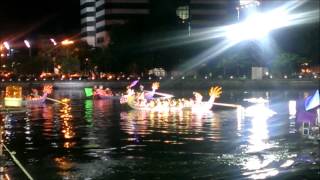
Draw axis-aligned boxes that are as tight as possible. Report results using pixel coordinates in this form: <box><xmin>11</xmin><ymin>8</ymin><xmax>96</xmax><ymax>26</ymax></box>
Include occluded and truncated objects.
<box><xmin>25</xmin><ymin>93</ymin><xmax>47</xmax><ymax>105</ymax></box>
<box><xmin>126</xmin><ymin>96</ymin><xmax>214</xmax><ymax>112</ymax></box>
<box><xmin>94</xmin><ymin>94</ymin><xmax>120</xmax><ymax>100</ymax></box>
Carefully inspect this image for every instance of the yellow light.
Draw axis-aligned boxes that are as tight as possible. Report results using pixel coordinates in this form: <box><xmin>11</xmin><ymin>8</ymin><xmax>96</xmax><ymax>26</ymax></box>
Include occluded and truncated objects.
<box><xmin>61</xmin><ymin>98</ymin><xmax>71</xmax><ymax>103</ymax></box>
<box><xmin>4</xmin><ymin>97</ymin><xmax>23</xmax><ymax>107</ymax></box>
<box><xmin>4</xmin><ymin>85</ymin><xmax>23</xmax><ymax>107</ymax></box>
<box><xmin>5</xmin><ymin>86</ymin><xmax>22</xmax><ymax>98</ymax></box>
<box><xmin>61</xmin><ymin>39</ymin><xmax>74</xmax><ymax>46</ymax></box>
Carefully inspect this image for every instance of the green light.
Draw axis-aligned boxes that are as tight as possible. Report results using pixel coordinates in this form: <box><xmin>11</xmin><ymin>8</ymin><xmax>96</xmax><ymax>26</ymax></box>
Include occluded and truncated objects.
<box><xmin>84</xmin><ymin>99</ymin><xmax>93</xmax><ymax>126</ymax></box>
<box><xmin>84</xmin><ymin>88</ymin><xmax>93</xmax><ymax>97</ymax></box>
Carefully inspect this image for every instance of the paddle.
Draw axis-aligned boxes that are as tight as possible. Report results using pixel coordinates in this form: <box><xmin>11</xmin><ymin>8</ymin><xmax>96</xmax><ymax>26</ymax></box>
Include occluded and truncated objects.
<box><xmin>212</xmin><ymin>102</ymin><xmax>242</xmax><ymax>108</ymax></box>
<box><xmin>45</xmin><ymin>97</ymin><xmax>69</xmax><ymax>105</ymax></box>
<box><xmin>144</xmin><ymin>90</ymin><xmax>174</xmax><ymax>99</ymax></box>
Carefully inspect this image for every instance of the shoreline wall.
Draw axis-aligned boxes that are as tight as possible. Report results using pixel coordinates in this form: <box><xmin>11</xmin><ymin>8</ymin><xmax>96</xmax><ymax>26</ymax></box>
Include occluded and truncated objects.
<box><xmin>0</xmin><ymin>79</ymin><xmax>318</xmax><ymax>90</ymax></box>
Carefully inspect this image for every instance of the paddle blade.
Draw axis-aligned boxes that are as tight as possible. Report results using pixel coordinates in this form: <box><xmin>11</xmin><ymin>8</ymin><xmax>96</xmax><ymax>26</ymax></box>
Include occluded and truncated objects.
<box><xmin>129</xmin><ymin>80</ymin><xmax>139</xmax><ymax>88</ymax></box>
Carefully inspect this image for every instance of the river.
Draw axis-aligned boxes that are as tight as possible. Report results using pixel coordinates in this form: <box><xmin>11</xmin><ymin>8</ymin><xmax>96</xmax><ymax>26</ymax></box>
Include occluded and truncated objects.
<box><xmin>2</xmin><ymin>89</ymin><xmax>319</xmax><ymax>179</ymax></box>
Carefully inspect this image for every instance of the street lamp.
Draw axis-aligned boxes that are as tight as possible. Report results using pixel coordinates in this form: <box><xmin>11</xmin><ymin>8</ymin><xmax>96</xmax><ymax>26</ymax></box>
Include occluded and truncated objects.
<box><xmin>226</xmin><ymin>10</ymin><xmax>289</xmax><ymax>42</ymax></box>
<box><xmin>3</xmin><ymin>42</ymin><xmax>10</xmax><ymax>50</ymax></box>
<box><xmin>50</xmin><ymin>38</ymin><xmax>57</xmax><ymax>46</ymax></box>
<box><xmin>24</xmin><ymin>40</ymin><xmax>31</xmax><ymax>57</ymax></box>
<box><xmin>61</xmin><ymin>39</ymin><xmax>74</xmax><ymax>59</ymax></box>
<box><xmin>61</xmin><ymin>39</ymin><xmax>74</xmax><ymax>46</ymax></box>
<box><xmin>0</xmin><ymin>45</ymin><xmax>4</xmax><ymax>58</ymax></box>
<box><xmin>3</xmin><ymin>41</ymin><xmax>11</xmax><ymax>57</ymax></box>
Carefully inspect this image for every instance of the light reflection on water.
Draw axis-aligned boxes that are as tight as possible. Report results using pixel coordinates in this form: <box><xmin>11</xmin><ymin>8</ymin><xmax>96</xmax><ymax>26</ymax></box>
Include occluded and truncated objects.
<box><xmin>119</xmin><ymin>110</ymin><xmax>220</xmax><ymax>144</ymax></box>
<box><xmin>2</xmin><ymin>89</ymin><xmax>319</xmax><ymax>179</ymax></box>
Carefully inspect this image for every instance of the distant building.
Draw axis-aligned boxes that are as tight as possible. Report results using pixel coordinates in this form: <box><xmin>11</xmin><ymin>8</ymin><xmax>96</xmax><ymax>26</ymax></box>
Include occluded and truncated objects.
<box><xmin>80</xmin><ymin>0</ymin><xmax>96</xmax><ymax>47</ymax></box>
<box><xmin>80</xmin><ymin>0</ymin><xmax>150</xmax><ymax>47</ymax></box>
<box><xmin>80</xmin><ymin>0</ymin><xmax>236</xmax><ymax>47</ymax></box>
<box><xmin>148</xmin><ymin>68</ymin><xmax>166</xmax><ymax>77</ymax></box>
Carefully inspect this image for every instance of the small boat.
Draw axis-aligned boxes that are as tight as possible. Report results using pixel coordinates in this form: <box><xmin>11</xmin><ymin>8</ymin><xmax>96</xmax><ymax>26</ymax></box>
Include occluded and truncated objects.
<box><xmin>94</xmin><ymin>93</ymin><xmax>120</xmax><ymax>100</ymax></box>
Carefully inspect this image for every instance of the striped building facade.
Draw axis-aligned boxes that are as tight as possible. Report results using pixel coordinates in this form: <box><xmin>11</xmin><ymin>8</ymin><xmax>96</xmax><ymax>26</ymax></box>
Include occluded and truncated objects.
<box><xmin>80</xmin><ymin>0</ymin><xmax>96</xmax><ymax>46</ymax></box>
<box><xmin>80</xmin><ymin>0</ymin><xmax>150</xmax><ymax>47</ymax></box>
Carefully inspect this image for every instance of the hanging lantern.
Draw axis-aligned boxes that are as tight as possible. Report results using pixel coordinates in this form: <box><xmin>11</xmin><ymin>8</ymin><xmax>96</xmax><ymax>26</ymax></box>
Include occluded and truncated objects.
<box><xmin>4</xmin><ymin>85</ymin><xmax>22</xmax><ymax>107</ymax></box>
<box><xmin>176</xmin><ymin>6</ymin><xmax>189</xmax><ymax>23</ymax></box>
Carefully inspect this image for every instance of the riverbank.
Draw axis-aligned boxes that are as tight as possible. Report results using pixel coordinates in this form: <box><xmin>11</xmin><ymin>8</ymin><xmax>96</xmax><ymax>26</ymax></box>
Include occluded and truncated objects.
<box><xmin>0</xmin><ymin>79</ymin><xmax>318</xmax><ymax>90</ymax></box>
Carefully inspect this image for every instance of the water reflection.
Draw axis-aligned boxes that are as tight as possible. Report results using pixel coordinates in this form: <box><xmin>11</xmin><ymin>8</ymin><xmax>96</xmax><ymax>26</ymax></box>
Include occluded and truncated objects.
<box><xmin>241</xmin><ymin>103</ymin><xmax>279</xmax><ymax>179</ymax></box>
<box><xmin>0</xmin><ymin>114</ymin><xmax>10</xmax><ymax>180</ymax></box>
<box><xmin>84</xmin><ymin>99</ymin><xmax>93</xmax><ymax>126</ymax></box>
<box><xmin>82</xmin><ymin>99</ymin><xmax>115</xmax><ymax>156</ymax></box>
<box><xmin>42</xmin><ymin>105</ymin><xmax>55</xmax><ymax>140</ymax></box>
<box><xmin>120</xmin><ymin>110</ymin><xmax>226</xmax><ymax>144</ymax></box>
<box><xmin>82</xmin><ymin>99</ymin><xmax>100</xmax><ymax>151</ymax></box>
<box><xmin>54</xmin><ymin>156</ymin><xmax>76</xmax><ymax>179</ymax></box>
<box><xmin>60</xmin><ymin>103</ymin><xmax>75</xmax><ymax>148</ymax></box>
<box><xmin>54</xmin><ymin>156</ymin><xmax>74</xmax><ymax>171</ymax></box>
<box><xmin>246</xmin><ymin>106</ymin><xmax>273</xmax><ymax>153</ymax></box>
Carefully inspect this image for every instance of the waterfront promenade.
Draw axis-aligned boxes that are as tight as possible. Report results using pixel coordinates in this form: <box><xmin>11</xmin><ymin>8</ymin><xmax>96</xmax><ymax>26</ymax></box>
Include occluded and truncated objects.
<box><xmin>0</xmin><ymin>79</ymin><xmax>318</xmax><ymax>89</ymax></box>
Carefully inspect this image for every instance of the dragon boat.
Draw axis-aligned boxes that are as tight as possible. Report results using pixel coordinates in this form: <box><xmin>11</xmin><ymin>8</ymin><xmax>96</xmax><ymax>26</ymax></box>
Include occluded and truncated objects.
<box><xmin>93</xmin><ymin>89</ymin><xmax>117</xmax><ymax>99</ymax></box>
<box><xmin>3</xmin><ymin>85</ymin><xmax>53</xmax><ymax>107</ymax></box>
<box><xmin>121</xmin><ymin>85</ymin><xmax>222</xmax><ymax>112</ymax></box>
<box><xmin>25</xmin><ymin>85</ymin><xmax>53</xmax><ymax>105</ymax></box>
<box><xmin>84</xmin><ymin>86</ymin><xmax>120</xmax><ymax>99</ymax></box>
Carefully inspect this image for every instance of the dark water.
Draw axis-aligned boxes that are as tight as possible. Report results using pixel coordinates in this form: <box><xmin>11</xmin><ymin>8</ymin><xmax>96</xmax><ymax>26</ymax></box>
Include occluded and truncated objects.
<box><xmin>2</xmin><ymin>89</ymin><xmax>320</xmax><ymax>180</ymax></box>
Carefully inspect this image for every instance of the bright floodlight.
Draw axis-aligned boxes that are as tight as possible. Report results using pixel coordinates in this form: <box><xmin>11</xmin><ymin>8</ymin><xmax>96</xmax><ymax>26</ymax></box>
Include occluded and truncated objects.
<box><xmin>3</xmin><ymin>41</ymin><xmax>10</xmax><ymax>50</ymax></box>
<box><xmin>240</xmin><ymin>0</ymin><xmax>260</xmax><ymax>6</ymax></box>
<box><xmin>226</xmin><ymin>9</ymin><xmax>289</xmax><ymax>42</ymax></box>
<box><xmin>24</xmin><ymin>40</ymin><xmax>31</xmax><ymax>48</ymax></box>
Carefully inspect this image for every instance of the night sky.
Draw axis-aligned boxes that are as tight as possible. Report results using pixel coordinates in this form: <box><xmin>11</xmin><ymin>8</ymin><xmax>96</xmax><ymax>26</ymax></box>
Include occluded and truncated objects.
<box><xmin>0</xmin><ymin>0</ymin><xmax>80</xmax><ymax>39</ymax></box>
<box><xmin>0</xmin><ymin>0</ymin><xmax>318</xmax><ymax>61</ymax></box>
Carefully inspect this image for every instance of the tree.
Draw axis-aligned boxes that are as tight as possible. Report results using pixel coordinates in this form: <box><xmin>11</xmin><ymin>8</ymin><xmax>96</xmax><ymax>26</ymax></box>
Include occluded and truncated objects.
<box><xmin>270</xmin><ymin>52</ymin><xmax>308</xmax><ymax>76</ymax></box>
<box><xmin>59</xmin><ymin>57</ymin><xmax>80</xmax><ymax>74</ymax></box>
<box><xmin>216</xmin><ymin>46</ymin><xmax>253</xmax><ymax>77</ymax></box>
<box><xmin>16</xmin><ymin>56</ymin><xmax>50</xmax><ymax>75</ymax></box>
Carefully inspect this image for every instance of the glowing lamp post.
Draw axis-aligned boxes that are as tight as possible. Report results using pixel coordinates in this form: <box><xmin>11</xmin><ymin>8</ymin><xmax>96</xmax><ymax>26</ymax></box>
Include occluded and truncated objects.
<box><xmin>3</xmin><ymin>41</ymin><xmax>11</xmax><ymax>57</ymax></box>
<box><xmin>0</xmin><ymin>45</ymin><xmax>4</xmax><ymax>58</ymax></box>
<box><xmin>61</xmin><ymin>39</ymin><xmax>74</xmax><ymax>46</ymax></box>
<box><xmin>61</xmin><ymin>39</ymin><xmax>74</xmax><ymax>58</ymax></box>
<box><xmin>24</xmin><ymin>40</ymin><xmax>31</xmax><ymax>57</ymax></box>
<box><xmin>50</xmin><ymin>38</ymin><xmax>57</xmax><ymax>46</ymax></box>
<box><xmin>3</xmin><ymin>42</ymin><xmax>10</xmax><ymax>50</ymax></box>
<box><xmin>226</xmin><ymin>10</ymin><xmax>289</xmax><ymax>42</ymax></box>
